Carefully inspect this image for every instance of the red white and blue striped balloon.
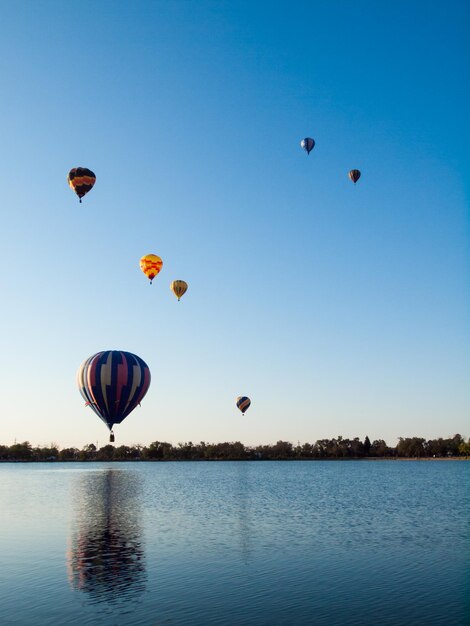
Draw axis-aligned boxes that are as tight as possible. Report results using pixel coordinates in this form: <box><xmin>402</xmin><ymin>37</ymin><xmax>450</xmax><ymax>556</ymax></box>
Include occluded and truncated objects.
<box><xmin>77</xmin><ymin>350</ymin><xmax>151</xmax><ymax>432</ymax></box>
<box><xmin>236</xmin><ymin>396</ymin><xmax>251</xmax><ymax>415</ymax></box>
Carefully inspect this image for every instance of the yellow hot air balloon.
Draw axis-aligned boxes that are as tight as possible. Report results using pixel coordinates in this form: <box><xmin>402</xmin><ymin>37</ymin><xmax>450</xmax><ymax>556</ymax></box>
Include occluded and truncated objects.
<box><xmin>140</xmin><ymin>254</ymin><xmax>163</xmax><ymax>284</ymax></box>
<box><xmin>170</xmin><ymin>280</ymin><xmax>188</xmax><ymax>301</ymax></box>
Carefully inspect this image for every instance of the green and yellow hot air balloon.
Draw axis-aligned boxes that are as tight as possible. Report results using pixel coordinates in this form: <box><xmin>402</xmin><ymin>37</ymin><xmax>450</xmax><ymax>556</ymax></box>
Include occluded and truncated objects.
<box><xmin>170</xmin><ymin>280</ymin><xmax>188</xmax><ymax>301</ymax></box>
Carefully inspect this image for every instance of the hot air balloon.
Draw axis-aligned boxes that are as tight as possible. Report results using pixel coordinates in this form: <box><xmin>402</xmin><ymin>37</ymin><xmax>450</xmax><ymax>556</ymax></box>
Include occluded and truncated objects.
<box><xmin>170</xmin><ymin>280</ymin><xmax>188</xmax><ymax>301</ymax></box>
<box><xmin>236</xmin><ymin>396</ymin><xmax>251</xmax><ymax>415</ymax></box>
<box><xmin>300</xmin><ymin>138</ymin><xmax>315</xmax><ymax>155</ymax></box>
<box><xmin>77</xmin><ymin>350</ymin><xmax>151</xmax><ymax>442</ymax></box>
<box><xmin>67</xmin><ymin>167</ymin><xmax>96</xmax><ymax>203</ymax></box>
<box><xmin>349</xmin><ymin>169</ymin><xmax>361</xmax><ymax>184</ymax></box>
<box><xmin>140</xmin><ymin>254</ymin><xmax>163</xmax><ymax>284</ymax></box>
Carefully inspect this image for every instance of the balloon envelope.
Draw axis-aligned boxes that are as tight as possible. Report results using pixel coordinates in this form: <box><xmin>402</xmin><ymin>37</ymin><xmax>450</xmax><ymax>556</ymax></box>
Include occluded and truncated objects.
<box><xmin>349</xmin><ymin>169</ymin><xmax>361</xmax><ymax>183</ymax></box>
<box><xmin>170</xmin><ymin>280</ymin><xmax>188</xmax><ymax>301</ymax></box>
<box><xmin>140</xmin><ymin>254</ymin><xmax>163</xmax><ymax>283</ymax></box>
<box><xmin>68</xmin><ymin>167</ymin><xmax>96</xmax><ymax>202</ymax></box>
<box><xmin>77</xmin><ymin>350</ymin><xmax>151</xmax><ymax>431</ymax></box>
<box><xmin>300</xmin><ymin>138</ymin><xmax>315</xmax><ymax>155</ymax></box>
<box><xmin>236</xmin><ymin>396</ymin><xmax>251</xmax><ymax>414</ymax></box>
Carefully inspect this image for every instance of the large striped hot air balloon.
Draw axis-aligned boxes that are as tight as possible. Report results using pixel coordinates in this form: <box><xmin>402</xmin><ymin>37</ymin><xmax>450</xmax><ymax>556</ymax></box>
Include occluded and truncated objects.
<box><xmin>236</xmin><ymin>396</ymin><xmax>251</xmax><ymax>415</ymax></box>
<box><xmin>170</xmin><ymin>280</ymin><xmax>188</xmax><ymax>301</ymax></box>
<box><xmin>67</xmin><ymin>167</ymin><xmax>96</xmax><ymax>202</ymax></box>
<box><xmin>300</xmin><ymin>137</ymin><xmax>315</xmax><ymax>155</ymax></box>
<box><xmin>77</xmin><ymin>350</ymin><xmax>151</xmax><ymax>442</ymax></box>
<box><xmin>140</xmin><ymin>254</ymin><xmax>163</xmax><ymax>284</ymax></box>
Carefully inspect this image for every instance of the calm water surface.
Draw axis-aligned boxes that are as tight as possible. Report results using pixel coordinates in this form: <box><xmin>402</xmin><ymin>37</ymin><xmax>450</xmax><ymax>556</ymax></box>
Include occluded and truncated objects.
<box><xmin>0</xmin><ymin>461</ymin><xmax>468</xmax><ymax>625</ymax></box>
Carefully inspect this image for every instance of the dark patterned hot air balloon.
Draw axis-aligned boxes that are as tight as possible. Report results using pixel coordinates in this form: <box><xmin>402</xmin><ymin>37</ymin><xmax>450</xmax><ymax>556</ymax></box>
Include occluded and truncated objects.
<box><xmin>348</xmin><ymin>169</ymin><xmax>361</xmax><ymax>184</ymax></box>
<box><xmin>170</xmin><ymin>280</ymin><xmax>188</xmax><ymax>301</ymax></box>
<box><xmin>300</xmin><ymin>138</ymin><xmax>315</xmax><ymax>155</ymax></box>
<box><xmin>77</xmin><ymin>350</ymin><xmax>151</xmax><ymax>442</ymax></box>
<box><xmin>67</xmin><ymin>167</ymin><xmax>96</xmax><ymax>202</ymax></box>
<box><xmin>236</xmin><ymin>396</ymin><xmax>251</xmax><ymax>415</ymax></box>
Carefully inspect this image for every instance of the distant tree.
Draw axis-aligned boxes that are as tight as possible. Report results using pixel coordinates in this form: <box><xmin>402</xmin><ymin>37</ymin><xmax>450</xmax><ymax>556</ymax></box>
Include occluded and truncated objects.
<box><xmin>77</xmin><ymin>443</ymin><xmax>97</xmax><ymax>461</ymax></box>
<box><xmin>33</xmin><ymin>445</ymin><xmax>59</xmax><ymax>461</ymax></box>
<box><xmin>349</xmin><ymin>437</ymin><xmax>365</xmax><ymax>457</ymax></box>
<box><xmin>96</xmin><ymin>445</ymin><xmax>115</xmax><ymax>461</ymax></box>
<box><xmin>370</xmin><ymin>439</ymin><xmax>389</xmax><ymax>457</ymax></box>
<box><xmin>458</xmin><ymin>438</ymin><xmax>470</xmax><ymax>456</ymax></box>
<box><xmin>174</xmin><ymin>441</ymin><xmax>195</xmax><ymax>460</ymax></box>
<box><xmin>126</xmin><ymin>445</ymin><xmax>143</xmax><ymax>459</ymax></box>
<box><xmin>256</xmin><ymin>443</ymin><xmax>269</xmax><ymax>459</ymax></box>
<box><xmin>114</xmin><ymin>445</ymin><xmax>133</xmax><ymax>460</ymax></box>
<box><xmin>9</xmin><ymin>441</ymin><xmax>33</xmax><ymax>461</ymax></box>
<box><xmin>202</xmin><ymin>443</ymin><xmax>216</xmax><ymax>459</ymax></box>
<box><xmin>327</xmin><ymin>437</ymin><xmax>340</xmax><ymax>457</ymax></box>
<box><xmin>2</xmin><ymin>433</ymin><xmax>466</xmax><ymax>462</ymax></box>
<box><xmin>143</xmin><ymin>441</ymin><xmax>173</xmax><ymax>460</ymax></box>
<box><xmin>214</xmin><ymin>441</ymin><xmax>246</xmax><ymax>459</ymax></box>
<box><xmin>448</xmin><ymin>434</ymin><xmax>464</xmax><ymax>456</ymax></box>
<box><xmin>397</xmin><ymin>437</ymin><xmax>426</xmax><ymax>458</ymax></box>
<box><xmin>59</xmin><ymin>447</ymin><xmax>79</xmax><ymax>461</ymax></box>
<box><xmin>272</xmin><ymin>441</ymin><xmax>293</xmax><ymax>459</ymax></box>
<box><xmin>426</xmin><ymin>438</ymin><xmax>445</xmax><ymax>457</ymax></box>
<box><xmin>300</xmin><ymin>443</ymin><xmax>314</xmax><ymax>458</ymax></box>
<box><xmin>313</xmin><ymin>439</ymin><xmax>328</xmax><ymax>458</ymax></box>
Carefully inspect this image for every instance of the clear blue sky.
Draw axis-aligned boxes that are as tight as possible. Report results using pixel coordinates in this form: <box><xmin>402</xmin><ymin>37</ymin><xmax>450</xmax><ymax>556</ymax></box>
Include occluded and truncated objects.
<box><xmin>0</xmin><ymin>0</ymin><xmax>468</xmax><ymax>448</ymax></box>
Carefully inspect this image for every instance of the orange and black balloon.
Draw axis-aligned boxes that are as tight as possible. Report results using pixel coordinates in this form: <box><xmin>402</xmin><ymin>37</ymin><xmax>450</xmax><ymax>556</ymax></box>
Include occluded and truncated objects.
<box><xmin>67</xmin><ymin>167</ymin><xmax>96</xmax><ymax>202</ymax></box>
<box><xmin>236</xmin><ymin>396</ymin><xmax>251</xmax><ymax>415</ymax></box>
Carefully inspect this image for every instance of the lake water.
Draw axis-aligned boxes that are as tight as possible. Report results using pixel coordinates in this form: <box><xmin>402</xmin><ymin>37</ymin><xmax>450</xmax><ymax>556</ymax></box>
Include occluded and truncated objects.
<box><xmin>0</xmin><ymin>460</ymin><xmax>468</xmax><ymax>625</ymax></box>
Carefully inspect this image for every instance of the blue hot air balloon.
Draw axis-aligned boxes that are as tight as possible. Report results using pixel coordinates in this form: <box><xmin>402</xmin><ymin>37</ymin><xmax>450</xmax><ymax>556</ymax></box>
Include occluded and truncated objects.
<box><xmin>77</xmin><ymin>350</ymin><xmax>151</xmax><ymax>442</ymax></box>
<box><xmin>300</xmin><ymin>137</ymin><xmax>315</xmax><ymax>155</ymax></box>
<box><xmin>349</xmin><ymin>169</ymin><xmax>361</xmax><ymax>184</ymax></box>
<box><xmin>236</xmin><ymin>396</ymin><xmax>251</xmax><ymax>415</ymax></box>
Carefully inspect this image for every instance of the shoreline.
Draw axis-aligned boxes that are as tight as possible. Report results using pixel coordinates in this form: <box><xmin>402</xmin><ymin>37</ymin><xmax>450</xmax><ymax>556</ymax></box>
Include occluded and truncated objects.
<box><xmin>1</xmin><ymin>456</ymin><xmax>469</xmax><ymax>463</ymax></box>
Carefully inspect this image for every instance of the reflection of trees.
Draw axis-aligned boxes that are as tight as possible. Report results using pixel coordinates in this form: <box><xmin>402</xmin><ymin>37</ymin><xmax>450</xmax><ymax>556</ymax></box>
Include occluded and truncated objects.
<box><xmin>67</xmin><ymin>469</ymin><xmax>146</xmax><ymax>603</ymax></box>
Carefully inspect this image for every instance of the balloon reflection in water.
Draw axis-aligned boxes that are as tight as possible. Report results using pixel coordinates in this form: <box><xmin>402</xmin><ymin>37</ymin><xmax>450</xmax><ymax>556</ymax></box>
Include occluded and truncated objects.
<box><xmin>67</xmin><ymin>469</ymin><xmax>146</xmax><ymax>604</ymax></box>
<box><xmin>234</xmin><ymin>462</ymin><xmax>253</xmax><ymax>565</ymax></box>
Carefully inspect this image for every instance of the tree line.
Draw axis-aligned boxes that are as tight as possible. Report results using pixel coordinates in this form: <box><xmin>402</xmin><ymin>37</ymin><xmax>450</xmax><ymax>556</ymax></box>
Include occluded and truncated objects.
<box><xmin>0</xmin><ymin>434</ymin><xmax>469</xmax><ymax>462</ymax></box>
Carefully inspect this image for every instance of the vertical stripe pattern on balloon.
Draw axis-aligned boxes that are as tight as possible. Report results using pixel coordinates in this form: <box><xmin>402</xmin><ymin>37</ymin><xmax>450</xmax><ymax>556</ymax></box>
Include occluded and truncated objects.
<box><xmin>77</xmin><ymin>350</ymin><xmax>151</xmax><ymax>429</ymax></box>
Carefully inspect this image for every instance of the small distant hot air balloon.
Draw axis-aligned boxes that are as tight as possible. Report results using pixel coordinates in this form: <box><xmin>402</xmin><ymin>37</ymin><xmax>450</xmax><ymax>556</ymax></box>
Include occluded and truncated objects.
<box><xmin>77</xmin><ymin>350</ymin><xmax>151</xmax><ymax>442</ymax></box>
<box><xmin>170</xmin><ymin>280</ymin><xmax>188</xmax><ymax>301</ymax></box>
<box><xmin>300</xmin><ymin>138</ymin><xmax>315</xmax><ymax>155</ymax></box>
<box><xmin>236</xmin><ymin>396</ymin><xmax>251</xmax><ymax>415</ymax></box>
<box><xmin>349</xmin><ymin>169</ymin><xmax>361</xmax><ymax>184</ymax></box>
<box><xmin>67</xmin><ymin>167</ymin><xmax>96</xmax><ymax>203</ymax></box>
<box><xmin>140</xmin><ymin>254</ymin><xmax>163</xmax><ymax>284</ymax></box>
